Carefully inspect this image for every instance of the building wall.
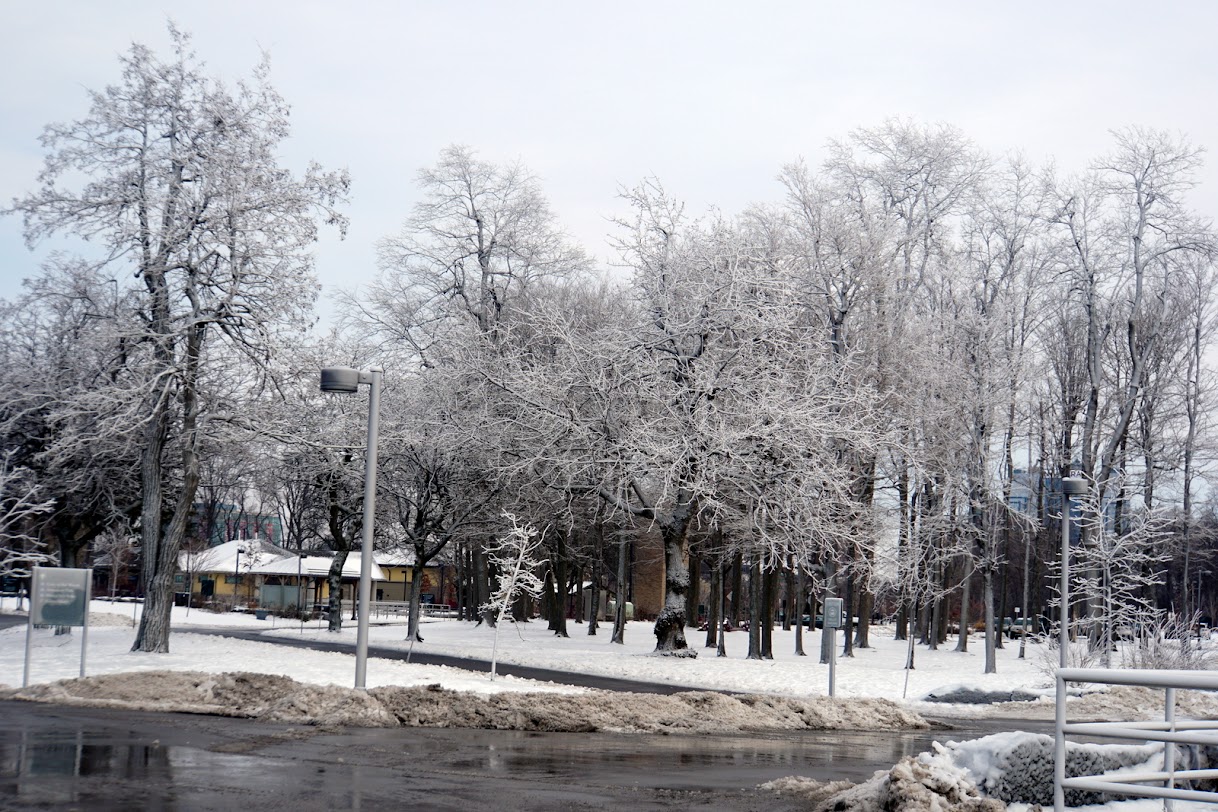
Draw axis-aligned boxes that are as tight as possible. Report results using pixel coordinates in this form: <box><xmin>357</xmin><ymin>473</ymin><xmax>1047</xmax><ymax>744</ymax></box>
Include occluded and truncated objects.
<box><xmin>629</xmin><ymin>523</ymin><xmax>667</xmax><ymax>620</ymax></box>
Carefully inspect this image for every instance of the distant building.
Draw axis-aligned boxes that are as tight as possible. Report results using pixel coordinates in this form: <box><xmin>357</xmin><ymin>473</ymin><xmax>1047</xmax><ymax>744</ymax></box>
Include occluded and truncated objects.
<box><xmin>189</xmin><ymin>502</ymin><xmax>283</xmax><ymax>548</ymax></box>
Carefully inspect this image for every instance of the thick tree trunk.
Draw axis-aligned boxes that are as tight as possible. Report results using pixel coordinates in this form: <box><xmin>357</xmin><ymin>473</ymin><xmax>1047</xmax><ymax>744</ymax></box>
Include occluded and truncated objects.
<box><xmin>652</xmin><ymin>511</ymin><xmax>694</xmax><ymax>656</ymax></box>
<box><xmin>406</xmin><ymin>563</ymin><xmax>426</xmax><ymax>642</ymax></box>
<box><xmin>134</xmin><ymin>319</ymin><xmax>203</xmax><ymax>653</ymax></box>
<box><xmin>326</xmin><ymin>550</ymin><xmax>348</xmax><ymax>632</ymax></box>
<box><xmin>611</xmin><ymin>529</ymin><xmax>628</xmax><ymax>645</ymax></box>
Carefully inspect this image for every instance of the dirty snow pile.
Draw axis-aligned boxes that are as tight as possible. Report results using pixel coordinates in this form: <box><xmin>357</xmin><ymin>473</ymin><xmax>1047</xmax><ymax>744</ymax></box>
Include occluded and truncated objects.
<box><xmin>765</xmin><ymin>731</ymin><xmax>1212</xmax><ymax>811</ymax></box>
<box><xmin>2</xmin><ymin>669</ymin><xmax>928</xmax><ymax>734</ymax></box>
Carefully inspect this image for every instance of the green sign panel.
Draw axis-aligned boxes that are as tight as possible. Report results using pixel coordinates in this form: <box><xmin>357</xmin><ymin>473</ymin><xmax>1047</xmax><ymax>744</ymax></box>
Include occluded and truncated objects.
<box><xmin>32</xmin><ymin>567</ymin><xmax>90</xmax><ymax>626</ymax></box>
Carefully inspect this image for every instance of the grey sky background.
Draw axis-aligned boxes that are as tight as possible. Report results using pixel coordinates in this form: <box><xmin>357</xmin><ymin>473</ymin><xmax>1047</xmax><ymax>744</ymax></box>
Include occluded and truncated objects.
<box><xmin>3</xmin><ymin>2</ymin><xmax>1217</xmax><ymax>317</ymax></box>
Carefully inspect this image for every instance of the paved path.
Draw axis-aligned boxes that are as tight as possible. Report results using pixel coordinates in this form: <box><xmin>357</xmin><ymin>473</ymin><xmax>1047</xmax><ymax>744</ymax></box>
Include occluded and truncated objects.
<box><xmin>179</xmin><ymin>625</ymin><xmax>709</xmax><ymax>695</ymax></box>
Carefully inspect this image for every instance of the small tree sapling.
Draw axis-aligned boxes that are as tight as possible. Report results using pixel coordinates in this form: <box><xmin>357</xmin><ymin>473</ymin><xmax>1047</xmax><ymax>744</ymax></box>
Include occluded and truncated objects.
<box><xmin>482</xmin><ymin>513</ymin><xmax>545</xmax><ymax>680</ymax></box>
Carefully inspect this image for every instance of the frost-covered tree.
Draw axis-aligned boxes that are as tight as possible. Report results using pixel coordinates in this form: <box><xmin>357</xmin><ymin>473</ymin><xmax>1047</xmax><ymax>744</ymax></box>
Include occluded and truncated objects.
<box><xmin>5</xmin><ymin>26</ymin><xmax>348</xmax><ymax>652</ymax></box>
<box><xmin>482</xmin><ymin>512</ymin><xmax>545</xmax><ymax>680</ymax></box>
<box><xmin>0</xmin><ymin>454</ymin><xmax>55</xmax><ymax>581</ymax></box>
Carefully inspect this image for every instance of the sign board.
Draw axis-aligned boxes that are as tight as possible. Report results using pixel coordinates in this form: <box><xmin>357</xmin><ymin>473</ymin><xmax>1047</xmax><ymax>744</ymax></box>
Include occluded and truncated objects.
<box><xmin>24</xmin><ymin>566</ymin><xmax>93</xmax><ymax>688</ymax></box>
<box><xmin>823</xmin><ymin>597</ymin><xmax>845</xmax><ymax>629</ymax></box>
<box><xmin>31</xmin><ymin>567</ymin><xmax>90</xmax><ymax>626</ymax></box>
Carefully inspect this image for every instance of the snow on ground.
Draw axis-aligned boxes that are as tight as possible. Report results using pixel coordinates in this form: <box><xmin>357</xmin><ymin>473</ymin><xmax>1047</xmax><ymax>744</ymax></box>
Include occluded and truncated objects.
<box><xmin>3</xmin><ymin>599</ymin><xmax>1217</xmax><ymax>809</ymax></box>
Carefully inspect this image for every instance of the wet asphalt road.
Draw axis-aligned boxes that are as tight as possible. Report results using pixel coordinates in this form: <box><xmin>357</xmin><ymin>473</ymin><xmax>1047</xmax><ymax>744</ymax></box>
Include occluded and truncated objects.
<box><xmin>0</xmin><ymin>700</ymin><xmax>1049</xmax><ymax>811</ymax></box>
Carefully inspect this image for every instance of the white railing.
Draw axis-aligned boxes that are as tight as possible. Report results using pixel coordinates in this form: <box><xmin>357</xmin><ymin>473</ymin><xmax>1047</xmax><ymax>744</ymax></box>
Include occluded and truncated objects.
<box><xmin>1055</xmin><ymin>667</ymin><xmax>1218</xmax><ymax>810</ymax></box>
<box><xmin>368</xmin><ymin>601</ymin><xmax>456</xmax><ymax>620</ymax></box>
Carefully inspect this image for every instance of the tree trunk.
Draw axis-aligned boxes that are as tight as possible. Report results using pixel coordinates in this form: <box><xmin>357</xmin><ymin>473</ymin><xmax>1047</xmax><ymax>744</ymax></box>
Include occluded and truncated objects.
<box><xmin>762</xmin><ymin>567</ymin><xmax>776</xmax><ymax>659</ymax></box>
<box><xmin>716</xmin><ymin>560</ymin><xmax>727</xmax><ymax>657</ymax></box>
<box><xmin>794</xmin><ymin>566</ymin><xmax>806</xmax><ymax>656</ymax></box>
<box><xmin>730</xmin><ymin>552</ymin><xmax>743</xmax><ymax>626</ymax></box>
<box><xmin>843</xmin><ymin>569</ymin><xmax>855</xmax><ymax>657</ymax></box>
<box><xmin>611</xmin><ymin>529</ymin><xmax>628</xmax><ymax>645</ymax></box>
<box><xmin>406</xmin><ymin>563</ymin><xmax>426</xmax><ymax>642</ymax></box>
<box><xmin>652</xmin><ymin>511</ymin><xmax>694</xmax><ymax>655</ymax></box>
<box><xmin>326</xmin><ymin>550</ymin><xmax>349</xmax><ymax>632</ymax></box>
<box><xmin>705</xmin><ymin>563</ymin><xmax>719</xmax><ymax>649</ymax></box>
<box><xmin>746</xmin><ymin>559</ymin><xmax>762</xmax><ymax>660</ymax></box>
<box><xmin>587</xmin><ymin>558</ymin><xmax>599</xmax><ymax>636</ymax></box>
<box><xmin>685</xmin><ymin>549</ymin><xmax>701</xmax><ymax>628</ymax></box>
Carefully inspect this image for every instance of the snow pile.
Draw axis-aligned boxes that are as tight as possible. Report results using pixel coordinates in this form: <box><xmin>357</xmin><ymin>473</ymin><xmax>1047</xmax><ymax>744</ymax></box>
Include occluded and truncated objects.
<box><xmin>944</xmin><ymin>731</ymin><xmax>1159</xmax><ymax>807</ymax></box>
<box><xmin>2</xmin><ymin>670</ymin><xmax>929</xmax><ymax>733</ymax></box>
<box><xmin>763</xmin><ymin>753</ymin><xmax>1003</xmax><ymax>811</ymax></box>
<box><xmin>764</xmin><ymin>731</ymin><xmax>1196</xmax><ymax>810</ymax></box>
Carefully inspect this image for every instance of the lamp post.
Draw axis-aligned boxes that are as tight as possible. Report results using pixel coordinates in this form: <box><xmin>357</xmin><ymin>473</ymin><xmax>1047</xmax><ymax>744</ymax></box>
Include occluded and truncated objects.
<box><xmin>320</xmin><ymin>365</ymin><xmax>383</xmax><ymax>690</ymax></box>
<box><xmin>1058</xmin><ymin>476</ymin><xmax>1088</xmax><ymax>669</ymax></box>
<box><xmin>1054</xmin><ymin>475</ymin><xmax>1087</xmax><ymax>812</ymax></box>
<box><xmin>234</xmin><ymin>543</ymin><xmax>245</xmax><ymax>604</ymax></box>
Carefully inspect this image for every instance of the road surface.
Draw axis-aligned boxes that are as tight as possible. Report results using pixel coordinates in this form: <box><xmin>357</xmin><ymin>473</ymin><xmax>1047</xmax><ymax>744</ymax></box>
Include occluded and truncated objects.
<box><xmin>0</xmin><ymin>700</ymin><xmax>1045</xmax><ymax>811</ymax></box>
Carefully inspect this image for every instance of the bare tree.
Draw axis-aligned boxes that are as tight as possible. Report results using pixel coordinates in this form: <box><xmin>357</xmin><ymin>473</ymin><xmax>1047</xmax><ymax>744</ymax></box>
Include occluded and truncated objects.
<box><xmin>0</xmin><ymin>454</ymin><xmax>55</xmax><ymax>581</ymax></box>
<box><xmin>6</xmin><ymin>27</ymin><xmax>348</xmax><ymax>651</ymax></box>
<box><xmin>482</xmin><ymin>513</ymin><xmax>545</xmax><ymax>680</ymax></box>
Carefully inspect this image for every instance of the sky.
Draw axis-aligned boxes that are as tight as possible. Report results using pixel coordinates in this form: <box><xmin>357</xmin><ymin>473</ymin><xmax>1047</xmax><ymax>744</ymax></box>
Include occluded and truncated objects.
<box><xmin>3</xmin><ymin>2</ymin><xmax>1218</xmax><ymax>317</ymax></box>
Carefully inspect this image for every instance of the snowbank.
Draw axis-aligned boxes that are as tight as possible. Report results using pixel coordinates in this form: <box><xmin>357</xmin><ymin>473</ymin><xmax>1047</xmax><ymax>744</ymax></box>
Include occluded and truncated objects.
<box><xmin>2</xmin><ymin>669</ymin><xmax>929</xmax><ymax>733</ymax></box>
<box><xmin>764</xmin><ymin>731</ymin><xmax>1214</xmax><ymax>811</ymax></box>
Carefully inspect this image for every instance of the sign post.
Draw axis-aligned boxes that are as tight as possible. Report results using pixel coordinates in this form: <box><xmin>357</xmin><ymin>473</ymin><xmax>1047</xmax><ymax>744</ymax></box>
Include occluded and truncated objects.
<box><xmin>824</xmin><ymin>597</ymin><xmax>844</xmax><ymax>698</ymax></box>
<box><xmin>23</xmin><ymin>567</ymin><xmax>92</xmax><ymax>688</ymax></box>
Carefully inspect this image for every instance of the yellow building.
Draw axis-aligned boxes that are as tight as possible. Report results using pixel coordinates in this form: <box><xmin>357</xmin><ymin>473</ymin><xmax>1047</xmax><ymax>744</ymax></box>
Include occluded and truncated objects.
<box><xmin>176</xmin><ymin>538</ymin><xmax>386</xmax><ymax>611</ymax></box>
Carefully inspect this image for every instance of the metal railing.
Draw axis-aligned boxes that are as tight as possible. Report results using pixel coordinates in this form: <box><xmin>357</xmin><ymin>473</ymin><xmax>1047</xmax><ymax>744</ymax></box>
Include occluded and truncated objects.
<box><xmin>369</xmin><ymin>601</ymin><xmax>456</xmax><ymax>620</ymax></box>
<box><xmin>1055</xmin><ymin>667</ymin><xmax>1218</xmax><ymax>810</ymax></box>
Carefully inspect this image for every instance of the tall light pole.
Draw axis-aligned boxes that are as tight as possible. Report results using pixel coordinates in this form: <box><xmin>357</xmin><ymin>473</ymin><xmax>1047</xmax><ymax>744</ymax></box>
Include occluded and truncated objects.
<box><xmin>320</xmin><ymin>365</ymin><xmax>383</xmax><ymax>690</ymax></box>
<box><xmin>1059</xmin><ymin>476</ymin><xmax>1087</xmax><ymax>669</ymax></box>
<box><xmin>1054</xmin><ymin>475</ymin><xmax>1087</xmax><ymax>812</ymax></box>
<box><xmin>234</xmin><ymin>543</ymin><xmax>245</xmax><ymax>604</ymax></box>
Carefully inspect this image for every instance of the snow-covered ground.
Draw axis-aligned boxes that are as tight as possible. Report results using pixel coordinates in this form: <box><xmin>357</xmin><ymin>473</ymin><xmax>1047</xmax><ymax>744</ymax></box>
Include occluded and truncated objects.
<box><xmin>3</xmin><ymin>599</ymin><xmax>1217</xmax><ymax>810</ymax></box>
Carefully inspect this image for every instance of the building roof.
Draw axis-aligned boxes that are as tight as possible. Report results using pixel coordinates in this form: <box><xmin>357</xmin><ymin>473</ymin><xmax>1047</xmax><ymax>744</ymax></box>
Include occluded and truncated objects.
<box><xmin>177</xmin><ymin>539</ymin><xmax>386</xmax><ymax>581</ymax></box>
<box><xmin>253</xmin><ymin>553</ymin><xmax>386</xmax><ymax>581</ymax></box>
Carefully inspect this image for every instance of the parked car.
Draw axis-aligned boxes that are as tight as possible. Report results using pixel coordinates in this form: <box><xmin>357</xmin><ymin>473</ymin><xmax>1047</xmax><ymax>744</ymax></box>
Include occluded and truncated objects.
<box><xmin>1007</xmin><ymin>617</ymin><xmax>1048</xmax><ymax>640</ymax></box>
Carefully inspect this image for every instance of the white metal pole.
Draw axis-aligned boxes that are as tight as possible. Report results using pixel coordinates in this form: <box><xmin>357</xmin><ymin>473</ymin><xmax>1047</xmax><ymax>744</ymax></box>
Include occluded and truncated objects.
<box><xmin>22</xmin><ymin>569</ymin><xmax>39</xmax><ymax>688</ymax></box>
<box><xmin>1165</xmin><ymin>686</ymin><xmax>1176</xmax><ymax>812</ymax></box>
<box><xmin>353</xmin><ymin>368</ymin><xmax>382</xmax><ymax>690</ymax></box>
<box><xmin>1061</xmin><ymin>492</ymin><xmax>1070</xmax><ymax>670</ymax></box>
<box><xmin>1055</xmin><ymin>493</ymin><xmax>1071</xmax><ymax>812</ymax></box>
<box><xmin>828</xmin><ymin>628</ymin><xmax>836</xmax><ymax>697</ymax></box>
<box><xmin>80</xmin><ymin>576</ymin><xmax>92</xmax><ymax>678</ymax></box>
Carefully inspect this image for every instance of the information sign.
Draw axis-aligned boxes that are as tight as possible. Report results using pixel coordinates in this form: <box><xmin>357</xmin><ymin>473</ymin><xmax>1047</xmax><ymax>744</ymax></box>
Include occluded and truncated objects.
<box><xmin>31</xmin><ymin>567</ymin><xmax>90</xmax><ymax>626</ymax></box>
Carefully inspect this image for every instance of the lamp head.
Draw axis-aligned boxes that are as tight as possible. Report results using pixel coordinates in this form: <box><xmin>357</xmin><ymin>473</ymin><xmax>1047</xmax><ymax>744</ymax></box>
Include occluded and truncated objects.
<box><xmin>1062</xmin><ymin>476</ymin><xmax>1088</xmax><ymax>497</ymax></box>
<box><xmin>320</xmin><ymin>366</ymin><xmax>361</xmax><ymax>393</ymax></box>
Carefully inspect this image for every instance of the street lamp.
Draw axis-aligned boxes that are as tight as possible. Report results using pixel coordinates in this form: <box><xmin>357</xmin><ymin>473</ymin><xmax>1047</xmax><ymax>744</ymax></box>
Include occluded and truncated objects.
<box><xmin>1059</xmin><ymin>476</ymin><xmax>1088</xmax><ymax>669</ymax></box>
<box><xmin>1054</xmin><ymin>474</ymin><xmax>1088</xmax><ymax>812</ymax></box>
<box><xmin>320</xmin><ymin>365</ymin><xmax>383</xmax><ymax>690</ymax></box>
<box><xmin>234</xmin><ymin>543</ymin><xmax>246</xmax><ymax>604</ymax></box>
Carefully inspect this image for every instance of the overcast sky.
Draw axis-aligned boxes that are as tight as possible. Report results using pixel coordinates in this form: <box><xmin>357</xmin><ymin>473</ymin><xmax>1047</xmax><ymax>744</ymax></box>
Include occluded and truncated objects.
<box><xmin>3</xmin><ymin>2</ymin><xmax>1217</xmax><ymax>316</ymax></box>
